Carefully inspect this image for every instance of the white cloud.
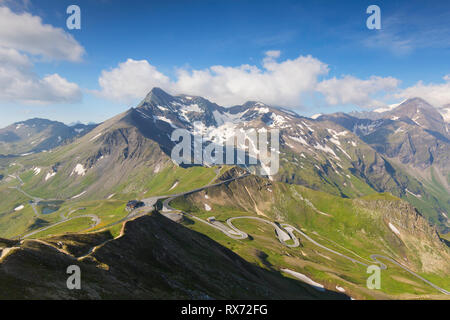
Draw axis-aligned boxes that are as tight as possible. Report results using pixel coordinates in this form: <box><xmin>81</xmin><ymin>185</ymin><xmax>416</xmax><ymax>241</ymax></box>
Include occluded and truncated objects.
<box><xmin>316</xmin><ymin>75</ymin><xmax>400</xmax><ymax>107</ymax></box>
<box><xmin>0</xmin><ymin>7</ymin><xmax>83</xmax><ymax>104</ymax></box>
<box><xmin>101</xmin><ymin>53</ymin><xmax>450</xmax><ymax>112</ymax></box>
<box><xmin>174</xmin><ymin>53</ymin><xmax>328</xmax><ymax>106</ymax></box>
<box><xmin>95</xmin><ymin>59</ymin><xmax>170</xmax><ymax>102</ymax></box>
<box><xmin>394</xmin><ymin>76</ymin><xmax>450</xmax><ymax>107</ymax></box>
<box><xmin>96</xmin><ymin>52</ymin><xmax>329</xmax><ymax>106</ymax></box>
<box><xmin>0</xmin><ymin>6</ymin><xmax>85</xmax><ymax>61</ymax></box>
<box><xmin>264</xmin><ymin>50</ymin><xmax>281</xmax><ymax>58</ymax></box>
<box><xmin>0</xmin><ymin>47</ymin><xmax>82</xmax><ymax>104</ymax></box>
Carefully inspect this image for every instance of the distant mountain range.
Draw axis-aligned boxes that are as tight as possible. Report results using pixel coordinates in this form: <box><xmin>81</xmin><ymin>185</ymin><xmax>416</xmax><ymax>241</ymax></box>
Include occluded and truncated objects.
<box><xmin>0</xmin><ymin>88</ymin><xmax>449</xmax><ymax>299</ymax></box>
<box><xmin>0</xmin><ymin>118</ymin><xmax>96</xmax><ymax>156</ymax></box>
<box><xmin>1</xmin><ymin>89</ymin><xmax>448</xmax><ymax>232</ymax></box>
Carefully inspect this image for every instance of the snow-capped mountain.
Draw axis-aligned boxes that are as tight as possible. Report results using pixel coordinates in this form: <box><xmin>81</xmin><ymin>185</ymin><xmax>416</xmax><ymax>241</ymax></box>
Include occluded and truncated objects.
<box><xmin>0</xmin><ymin>118</ymin><xmax>96</xmax><ymax>155</ymax></box>
<box><xmin>373</xmin><ymin>100</ymin><xmax>407</xmax><ymax>113</ymax></box>
<box><xmin>439</xmin><ymin>104</ymin><xmax>450</xmax><ymax>122</ymax></box>
<box><xmin>2</xmin><ymin>88</ymin><xmax>449</xmax><ymax>232</ymax></box>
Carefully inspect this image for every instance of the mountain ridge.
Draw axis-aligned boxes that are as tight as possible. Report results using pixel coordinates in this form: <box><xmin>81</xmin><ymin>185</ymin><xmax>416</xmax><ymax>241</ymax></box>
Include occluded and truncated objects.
<box><xmin>1</xmin><ymin>88</ymin><xmax>448</xmax><ymax>232</ymax></box>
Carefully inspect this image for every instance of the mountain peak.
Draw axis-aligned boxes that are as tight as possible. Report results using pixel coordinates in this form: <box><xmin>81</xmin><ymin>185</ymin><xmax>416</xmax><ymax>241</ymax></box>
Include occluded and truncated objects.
<box><xmin>394</xmin><ymin>97</ymin><xmax>440</xmax><ymax>116</ymax></box>
<box><xmin>242</xmin><ymin>101</ymin><xmax>268</xmax><ymax>108</ymax></box>
<box><xmin>138</xmin><ymin>87</ymin><xmax>174</xmax><ymax>108</ymax></box>
<box><xmin>401</xmin><ymin>97</ymin><xmax>434</xmax><ymax>108</ymax></box>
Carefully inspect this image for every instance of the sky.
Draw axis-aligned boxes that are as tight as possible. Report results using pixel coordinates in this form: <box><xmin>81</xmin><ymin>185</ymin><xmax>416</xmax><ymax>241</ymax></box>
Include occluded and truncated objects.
<box><xmin>0</xmin><ymin>0</ymin><xmax>450</xmax><ymax>127</ymax></box>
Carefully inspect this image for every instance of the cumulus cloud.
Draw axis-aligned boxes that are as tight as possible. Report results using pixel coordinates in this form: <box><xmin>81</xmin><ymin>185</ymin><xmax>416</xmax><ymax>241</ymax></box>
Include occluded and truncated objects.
<box><xmin>0</xmin><ymin>6</ymin><xmax>83</xmax><ymax>104</ymax></box>
<box><xmin>101</xmin><ymin>51</ymin><xmax>450</xmax><ymax>111</ymax></box>
<box><xmin>175</xmin><ymin>52</ymin><xmax>328</xmax><ymax>106</ymax></box>
<box><xmin>394</xmin><ymin>76</ymin><xmax>450</xmax><ymax>107</ymax></box>
<box><xmin>95</xmin><ymin>51</ymin><xmax>329</xmax><ymax>106</ymax></box>
<box><xmin>0</xmin><ymin>6</ymin><xmax>85</xmax><ymax>61</ymax></box>
<box><xmin>317</xmin><ymin>75</ymin><xmax>400</xmax><ymax>107</ymax></box>
<box><xmin>0</xmin><ymin>47</ymin><xmax>82</xmax><ymax>104</ymax></box>
<box><xmin>96</xmin><ymin>59</ymin><xmax>170</xmax><ymax>102</ymax></box>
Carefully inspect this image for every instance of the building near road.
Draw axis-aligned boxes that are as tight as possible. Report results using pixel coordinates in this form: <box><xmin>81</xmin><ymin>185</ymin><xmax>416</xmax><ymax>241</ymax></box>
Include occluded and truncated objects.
<box><xmin>126</xmin><ymin>200</ymin><xmax>144</xmax><ymax>212</ymax></box>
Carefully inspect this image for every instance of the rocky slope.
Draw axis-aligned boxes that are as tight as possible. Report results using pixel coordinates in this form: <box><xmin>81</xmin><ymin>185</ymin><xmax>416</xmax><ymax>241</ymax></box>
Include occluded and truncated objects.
<box><xmin>175</xmin><ymin>175</ymin><xmax>450</xmax><ymax>276</ymax></box>
<box><xmin>2</xmin><ymin>89</ymin><xmax>448</xmax><ymax>232</ymax></box>
<box><xmin>0</xmin><ymin>118</ymin><xmax>96</xmax><ymax>156</ymax></box>
<box><xmin>320</xmin><ymin>98</ymin><xmax>450</xmax><ymax>232</ymax></box>
<box><xmin>0</xmin><ymin>212</ymin><xmax>345</xmax><ymax>299</ymax></box>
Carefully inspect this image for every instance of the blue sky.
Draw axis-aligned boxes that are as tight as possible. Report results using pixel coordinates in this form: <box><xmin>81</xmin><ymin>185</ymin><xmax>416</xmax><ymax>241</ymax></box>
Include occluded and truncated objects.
<box><xmin>0</xmin><ymin>0</ymin><xmax>450</xmax><ymax>127</ymax></box>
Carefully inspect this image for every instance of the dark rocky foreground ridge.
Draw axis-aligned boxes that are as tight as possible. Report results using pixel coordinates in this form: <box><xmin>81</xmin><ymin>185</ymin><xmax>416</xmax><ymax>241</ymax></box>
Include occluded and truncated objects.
<box><xmin>0</xmin><ymin>212</ymin><xmax>346</xmax><ymax>299</ymax></box>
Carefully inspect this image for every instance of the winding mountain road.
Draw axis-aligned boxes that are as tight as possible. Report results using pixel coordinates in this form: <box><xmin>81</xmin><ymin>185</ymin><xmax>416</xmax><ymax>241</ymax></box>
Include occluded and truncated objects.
<box><xmin>162</xmin><ymin>189</ymin><xmax>450</xmax><ymax>295</ymax></box>
<box><xmin>7</xmin><ymin>175</ymin><xmax>101</xmax><ymax>239</ymax></box>
<box><xmin>21</xmin><ymin>214</ymin><xmax>100</xmax><ymax>239</ymax></box>
<box><xmin>6</xmin><ymin>168</ymin><xmax>449</xmax><ymax>295</ymax></box>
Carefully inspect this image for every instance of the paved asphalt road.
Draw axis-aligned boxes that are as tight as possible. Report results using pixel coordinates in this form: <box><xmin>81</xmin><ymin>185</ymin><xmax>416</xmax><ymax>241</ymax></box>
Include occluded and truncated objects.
<box><xmin>7</xmin><ymin>169</ymin><xmax>449</xmax><ymax>295</ymax></box>
<box><xmin>161</xmin><ymin>181</ymin><xmax>450</xmax><ymax>295</ymax></box>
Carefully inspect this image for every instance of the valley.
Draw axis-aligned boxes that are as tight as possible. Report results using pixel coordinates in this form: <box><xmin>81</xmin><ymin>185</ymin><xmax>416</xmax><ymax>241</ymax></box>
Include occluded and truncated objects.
<box><xmin>0</xmin><ymin>88</ymin><xmax>449</xmax><ymax>299</ymax></box>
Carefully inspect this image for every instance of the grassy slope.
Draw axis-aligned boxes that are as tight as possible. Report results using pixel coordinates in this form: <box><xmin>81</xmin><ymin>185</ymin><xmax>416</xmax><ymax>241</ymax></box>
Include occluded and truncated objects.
<box><xmin>171</xmin><ymin>176</ymin><xmax>450</xmax><ymax>299</ymax></box>
<box><xmin>0</xmin><ymin>151</ymin><xmax>220</xmax><ymax>238</ymax></box>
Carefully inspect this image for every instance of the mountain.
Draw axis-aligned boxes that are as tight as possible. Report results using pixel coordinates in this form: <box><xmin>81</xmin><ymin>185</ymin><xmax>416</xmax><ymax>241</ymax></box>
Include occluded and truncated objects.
<box><xmin>0</xmin><ymin>212</ymin><xmax>344</xmax><ymax>299</ymax></box>
<box><xmin>320</xmin><ymin>98</ymin><xmax>450</xmax><ymax>232</ymax></box>
<box><xmin>0</xmin><ymin>88</ymin><xmax>449</xmax><ymax>299</ymax></box>
<box><xmin>135</xmin><ymin>89</ymin><xmax>419</xmax><ymax>198</ymax></box>
<box><xmin>0</xmin><ymin>118</ymin><xmax>97</xmax><ymax>156</ymax></box>
<box><xmin>439</xmin><ymin>104</ymin><xmax>450</xmax><ymax>123</ymax></box>
<box><xmin>320</xmin><ymin>100</ymin><xmax>450</xmax><ymax>172</ymax></box>
<box><xmin>382</xmin><ymin>98</ymin><xmax>448</xmax><ymax>135</ymax></box>
<box><xmin>1</xmin><ymin>90</ymin><xmax>448</xmax><ymax>231</ymax></box>
<box><xmin>172</xmin><ymin>174</ymin><xmax>450</xmax><ymax>298</ymax></box>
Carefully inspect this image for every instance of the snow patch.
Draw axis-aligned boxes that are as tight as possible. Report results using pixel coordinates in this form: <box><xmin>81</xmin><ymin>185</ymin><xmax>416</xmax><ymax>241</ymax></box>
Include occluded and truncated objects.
<box><xmin>302</xmin><ymin>121</ymin><xmax>315</xmax><ymax>132</ymax></box>
<box><xmin>71</xmin><ymin>191</ymin><xmax>87</xmax><ymax>199</ymax></box>
<box><xmin>388</xmin><ymin>222</ymin><xmax>401</xmax><ymax>236</ymax></box>
<box><xmin>89</xmin><ymin>132</ymin><xmax>102</xmax><ymax>142</ymax></box>
<box><xmin>257</xmin><ymin>107</ymin><xmax>270</xmax><ymax>114</ymax></box>
<box><xmin>269</xmin><ymin>113</ymin><xmax>287</xmax><ymax>127</ymax></box>
<box><xmin>14</xmin><ymin>205</ymin><xmax>24</xmax><ymax>211</ymax></box>
<box><xmin>71</xmin><ymin>164</ymin><xmax>86</xmax><ymax>176</ymax></box>
<box><xmin>336</xmin><ymin>286</ymin><xmax>346</xmax><ymax>293</ymax></box>
<box><xmin>169</xmin><ymin>181</ymin><xmax>179</xmax><ymax>190</ymax></box>
<box><xmin>374</xmin><ymin>100</ymin><xmax>406</xmax><ymax>113</ymax></box>
<box><xmin>154</xmin><ymin>116</ymin><xmax>179</xmax><ymax>129</ymax></box>
<box><xmin>314</xmin><ymin>143</ymin><xmax>339</xmax><ymax>160</ymax></box>
<box><xmin>204</xmin><ymin>204</ymin><xmax>212</xmax><ymax>211</ymax></box>
<box><xmin>281</xmin><ymin>269</ymin><xmax>325</xmax><ymax>291</ymax></box>
<box><xmin>289</xmin><ymin>135</ymin><xmax>308</xmax><ymax>145</ymax></box>
<box><xmin>406</xmin><ymin>189</ymin><xmax>422</xmax><ymax>198</ymax></box>
<box><xmin>45</xmin><ymin>171</ymin><xmax>56</xmax><ymax>181</ymax></box>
